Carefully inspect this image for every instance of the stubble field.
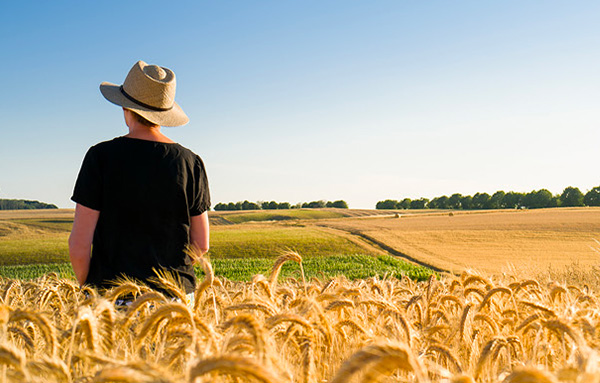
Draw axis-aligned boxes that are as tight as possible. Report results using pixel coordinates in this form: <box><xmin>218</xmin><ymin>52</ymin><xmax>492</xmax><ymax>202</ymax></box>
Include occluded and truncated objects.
<box><xmin>312</xmin><ymin>208</ymin><xmax>600</xmax><ymax>275</ymax></box>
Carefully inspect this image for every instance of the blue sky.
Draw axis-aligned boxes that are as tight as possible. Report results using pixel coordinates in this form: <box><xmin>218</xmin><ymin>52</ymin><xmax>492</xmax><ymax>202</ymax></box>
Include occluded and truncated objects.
<box><xmin>1</xmin><ymin>1</ymin><xmax>599</xmax><ymax>209</ymax></box>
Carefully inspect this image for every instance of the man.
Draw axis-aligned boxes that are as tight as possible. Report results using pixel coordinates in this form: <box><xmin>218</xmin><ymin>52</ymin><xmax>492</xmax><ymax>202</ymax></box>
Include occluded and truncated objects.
<box><xmin>69</xmin><ymin>61</ymin><xmax>210</xmax><ymax>300</ymax></box>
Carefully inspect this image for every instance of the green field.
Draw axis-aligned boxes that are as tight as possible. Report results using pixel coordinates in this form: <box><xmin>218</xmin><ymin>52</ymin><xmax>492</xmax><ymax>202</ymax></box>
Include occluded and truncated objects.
<box><xmin>0</xmin><ymin>209</ymin><xmax>434</xmax><ymax>281</ymax></box>
<box><xmin>0</xmin><ymin>254</ymin><xmax>433</xmax><ymax>281</ymax></box>
<box><xmin>0</xmin><ymin>220</ymin><xmax>374</xmax><ymax>264</ymax></box>
<box><xmin>0</xmin><ymin>236</ymin><xmax>70</xmax><ymax>264</ymax></box>
<box><xmin>209</xmin><ymin>226</ymin><xmax>372</xmax><ymax>258</ymax></box>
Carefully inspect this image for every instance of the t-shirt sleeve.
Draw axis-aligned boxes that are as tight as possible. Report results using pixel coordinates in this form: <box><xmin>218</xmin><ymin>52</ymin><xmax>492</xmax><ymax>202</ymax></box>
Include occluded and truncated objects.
<box><xmin>71</xmin><ymin>146</ymin><xmax>102</xmax><ymax>211</ymax></box>
<box><xmin>190</xmin><ymin>155</ymin><xmax>211</xmax><ymax>216</ymax></box>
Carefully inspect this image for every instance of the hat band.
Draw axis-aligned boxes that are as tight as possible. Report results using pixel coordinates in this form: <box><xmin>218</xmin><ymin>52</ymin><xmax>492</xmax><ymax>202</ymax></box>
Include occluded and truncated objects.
<box><xmin>120</xmin><ymin>85</ymin><xmax>173</xmax><ymax>112</ymax></box>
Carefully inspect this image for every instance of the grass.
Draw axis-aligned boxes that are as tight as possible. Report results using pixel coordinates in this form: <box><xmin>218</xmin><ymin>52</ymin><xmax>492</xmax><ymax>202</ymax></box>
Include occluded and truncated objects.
<box><xmin>0</xmin><ymin>263</ymin><xmax>75</xmax><ymax>280</ymax></box>
<box><xmin>0</xmin><ymin>222</ymin><xmax>377</xmax><ymax>265</ymax></box>
<box><xmin>209</xmin><ymin>253</ymin><xmax>433</xmax><ymax>281</ymax></box>
<box><xmin>0</xmin><ymin>254</ymin><xmax>434</xmax><ymax>281</ymax></box>
<box><xmin>209</xmin><ymin>225</ymin><xmax>374</xmax><ymax>259</ymax></box>
<box><xmin>0</xmin><ymin>235</ymin><xmax>70</xmax><ymax>265</ymax></box>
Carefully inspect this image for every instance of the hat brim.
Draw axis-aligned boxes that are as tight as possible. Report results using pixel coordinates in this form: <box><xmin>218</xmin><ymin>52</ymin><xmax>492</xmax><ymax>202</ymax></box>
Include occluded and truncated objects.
<box><xmin>100</xmin><ymin>82</ymin><xmax>189</xmax><ymax>127</ymax></box>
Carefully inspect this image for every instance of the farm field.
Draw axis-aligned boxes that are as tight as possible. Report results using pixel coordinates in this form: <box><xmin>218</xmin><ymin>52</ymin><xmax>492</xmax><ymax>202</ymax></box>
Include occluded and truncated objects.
<box><xmin>315</xmin><ymin>207</ymin><xmax>600</xmax><ymax>275</ymax></box>
<box><xmin>0</xmin><ymin>209</ymin><xmax>431</xmax><ymax>281</ymax></box>
<box><xmin>1</xmin><ymin>208</ymin><xmax>600</xmax><ymax>381</ymax></box>
<box><xmin>1</xmin><ymin>207</ymin><xmax>599</xmax><ymax>280</ymax></box>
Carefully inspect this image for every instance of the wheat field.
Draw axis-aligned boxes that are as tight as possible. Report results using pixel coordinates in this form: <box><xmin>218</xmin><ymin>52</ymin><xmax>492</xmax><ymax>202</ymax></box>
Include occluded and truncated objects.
<box><xmin>0</xmin><ymin>252</ymin><xmax>598</xmax><ymax>382</ymax></box>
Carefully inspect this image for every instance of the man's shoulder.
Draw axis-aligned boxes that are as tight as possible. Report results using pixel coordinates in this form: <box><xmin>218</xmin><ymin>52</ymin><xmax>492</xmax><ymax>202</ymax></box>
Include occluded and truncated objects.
<box><xmin>88</xmin><ymin>137</ymin><xmax>124</xmax><ymax>152</ymax></box>
<box><xmin>173</xmin><ymin>143</ymin><xmax>202</xmax><ymax>161</ymax></box>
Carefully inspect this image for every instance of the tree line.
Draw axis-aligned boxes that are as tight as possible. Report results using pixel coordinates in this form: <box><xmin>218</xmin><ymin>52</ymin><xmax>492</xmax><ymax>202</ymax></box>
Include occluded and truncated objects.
<box><xmin>376</xmin><ymin>186</ymin><xmax>600</xmax><ymax>210</ymax></box>
<box><xmin>0</xmin><ymin>199</ymin><xmax>58</xmax><ymax>210</ymax></box>
<box><xmin>213</xmin><ymin>199</ymin><xmax>349</xmax><ymax>211</ymax></box>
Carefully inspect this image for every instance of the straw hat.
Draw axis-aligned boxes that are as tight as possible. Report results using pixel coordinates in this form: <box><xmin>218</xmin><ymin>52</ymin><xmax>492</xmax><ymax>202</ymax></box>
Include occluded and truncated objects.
<box><xmin>100</xmin><ymin>60</ymin><xmax>189</xmax><ymax>127</ymax></box>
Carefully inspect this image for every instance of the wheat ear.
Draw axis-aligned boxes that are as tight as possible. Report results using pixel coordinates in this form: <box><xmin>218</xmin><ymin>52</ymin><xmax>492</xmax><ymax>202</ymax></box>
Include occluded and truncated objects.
<box><xmin>136</xmin><ymin>303</ymin><xmax>194</xmax><ymax>349</ymax></box>
<box><xmin>269</xmin><ymin>250</ymin><xmax>304</xmax><ymax>293</ymax></box>
<box><xmin>330</xmin><ymin>342</ymin><xmax>424</xmax><ymax>383</ymax></box>
<box><xmin>221</xmin><ymin>314</ymin><xmax>266</xmax><ymax>362</ymax></box>
<box><xmin>149</xmin><ymin>268</ymin><xmax>188</xmax><ymax>303</ymax></box>
<box><xmin>186</xmin><ymin>247</ymin><xmax>214</xmax><ymax>300</ymax></box>
<box><xmin>26</xmin><ymin>356</ymin><xmax>70</xmax><ymax>383</ymax></box>
<box><xmin>425</xmin><ymin>344</ymin><xmax>463</xmax><ymax>373</ymax></box>
<box><xmin>10</xmin><ymin>309</ymin><xmax>57</xmax><ymax>356</ymax></box>
<box><xmin>502</xmin><ymin>367</ymin><xmax>558</xmax><ymax>383</ymax></box>
<box><xmin>188</xmin><ymin>355</ymin><xmax>279</xmax><ymax>383</ymax></box>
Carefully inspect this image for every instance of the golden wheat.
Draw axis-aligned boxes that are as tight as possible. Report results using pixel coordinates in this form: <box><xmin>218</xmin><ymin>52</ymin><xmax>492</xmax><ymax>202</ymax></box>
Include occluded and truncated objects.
<box><xmin>0</xmin><ymin>254</ymin><xmax>598</xmax><ymax>382</ymax></box>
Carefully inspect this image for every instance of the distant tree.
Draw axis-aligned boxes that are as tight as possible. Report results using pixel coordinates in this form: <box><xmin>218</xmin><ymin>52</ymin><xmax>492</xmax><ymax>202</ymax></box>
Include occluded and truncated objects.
<box><xmin>0</xmin><ymin>199</ymin><xmax>58</xmax><ymax>210</ymax></box>
<box><xmin>266</xmin><ymin>201</ymin><xmax>278</xmax><ymax>210</ymax></box>
<box><xmin>502</xmin><ymin>192</ymin><xmax>524</xmax><ymax>209</ymax></box>
<box><xmin>548</xmin><ymin>195</ymin><xmax>561</xmax><ymax>208</ymax></box>
<box><xmin>460</xmin><ymin>195</ymin><xmax>473</xmax><ymax>210</ymax></box>
<box><xmin>226</xmin><ymin>202</ymin><xmax>236</xmax><ymax>210</ymax></box>
<box><xmin>429</xmin><ymin>196</ymin><xmax>449</xmax><ymax>209</ymax></box>
<box><xmin>428</xmin><ymin>198</ymin><xmax>438</xmax><ymax>209</ymax></box>
<box><xmin>490</xmin><ymin>191</ymin><xmax>506</xmax><ymax>209</ymax></box>
<box><xmin>436</xmin><ymin>196</ymin><xmax>449</xmax><ymax>209</ymax></box>
<box><xmin>325</xmin><ymin>201</ymin><xmax>334</xmax><ymax>208</ymax></box>
<box><xmin>277</xmin><ymin>202</ymin><xmax>291</xmax><ymax>209</ymax></box>
<box><xmin>472</xmin><ymin>193</ymin><xmax>491</xmax><ymax>210</ymax></box>
<box><xmin>523</xmin><ymin>189</ymin><xmax>552</xmax><ymax>209</ymax></box>
<box><xmin>584</xmin><ymin>186</ymin><xmax>600</xmax><ymax>206</ymax></box>
<box><xmin>522</xmin><ymin>192</ymin><xmax>535</xmax><ymax>208</ymax></box>
<box><xmin>376</xmin><ymin>199</ymin><xmax>399</xmax><ymax>209</ymax></box>
<box><xmin>399</xmin><ymin>198</ymin><xmax>412</xmax><ymax>209</ymax></box>
<box><xmin>331</xmin><ymin>200</ymin><xmax>348</xmax><ymax>209</ymax></box>
<box><xmin>560</xmin><ymin>186</ymin><xmax>585</xmax><ymax>207</ymax></box>
<box><xmin>245</xmin><ymin>201</ymin><xmax>261</xmax><ymax>210</ymax></box>
<box><xmin>304</xmin><ymin>200</ymin><xmax>327</xmax><ymax>208</ymax></box>
<box><xmin>213</xmin><ymin>202</ymin><xmax>227</xmax><ymax>211</ymax></box>
<box><xmin>410</xmin><ymin>198</ymin><xmax>429</xmax><ymax>209</ymax></box>
<box><xmin>448</xmin><ymin>194</ymin><xmax>462</xmax><ymax>209</ymax></box>
<box><xmin>535</xmin><ymin>189</ymin><xmax>554</xmax><ymax>208</ymax></box>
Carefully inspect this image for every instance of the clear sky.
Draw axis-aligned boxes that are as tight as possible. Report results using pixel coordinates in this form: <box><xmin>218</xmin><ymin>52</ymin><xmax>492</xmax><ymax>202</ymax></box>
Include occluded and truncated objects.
<box><xmin>1</xmin><ymin>1</ymin><xmax>599</xmax><ymax>209</ymax></box>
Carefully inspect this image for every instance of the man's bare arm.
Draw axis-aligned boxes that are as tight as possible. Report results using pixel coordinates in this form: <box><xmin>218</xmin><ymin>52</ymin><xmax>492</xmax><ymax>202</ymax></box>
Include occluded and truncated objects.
<box><xmin>69</xmin><ymin>204</ymin><xmax>100</xmax><ymax>286</ymax></box>
<box><xmin>190</xmin><ymin>211</ymin><xmax>210</xmax><ymax>260</ymax></box>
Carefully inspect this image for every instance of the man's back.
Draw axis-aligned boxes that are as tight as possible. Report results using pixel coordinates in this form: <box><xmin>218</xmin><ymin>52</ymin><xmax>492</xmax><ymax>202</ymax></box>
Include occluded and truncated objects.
<box><xmin>72</xmin><ymin>136</ymin><xmax>210</xmax><ymax>293</ymax></box>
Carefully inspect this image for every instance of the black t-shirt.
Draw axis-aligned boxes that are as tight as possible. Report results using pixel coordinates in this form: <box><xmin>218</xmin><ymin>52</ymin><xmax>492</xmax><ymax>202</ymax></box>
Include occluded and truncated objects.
<box><xmin>71</xmin><ymin>136</ymin><xmax>210</xmax><ymax>294</ymax></box>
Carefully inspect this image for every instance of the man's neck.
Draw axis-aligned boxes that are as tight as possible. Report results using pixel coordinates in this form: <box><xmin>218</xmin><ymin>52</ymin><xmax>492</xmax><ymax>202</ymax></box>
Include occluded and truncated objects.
<box><xmin>126</xmin><ymin>124</ymin><xmax>175</xmax><ymax>143</ymax></box>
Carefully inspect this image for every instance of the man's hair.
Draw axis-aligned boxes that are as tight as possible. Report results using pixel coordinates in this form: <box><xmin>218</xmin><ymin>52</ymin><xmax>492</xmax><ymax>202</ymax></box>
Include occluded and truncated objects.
<box><xmin>132</xmin><ymin>111</ymin><xmax>159</xmax><ymax>127</ymax></box>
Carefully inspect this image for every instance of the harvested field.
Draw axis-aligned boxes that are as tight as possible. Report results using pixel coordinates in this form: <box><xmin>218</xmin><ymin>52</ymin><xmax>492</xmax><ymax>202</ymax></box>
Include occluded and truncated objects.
<box><xmin>0</xmin><ymin>209</ymin><xmax>74</xmax><ymax>220</ymax></box>
<box><xmin>316</xmin><ymin>207</ymin><xmax>600</xmax><ymax>274</ymax></box>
